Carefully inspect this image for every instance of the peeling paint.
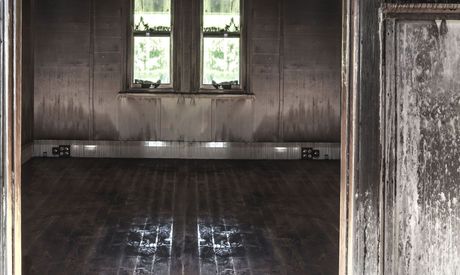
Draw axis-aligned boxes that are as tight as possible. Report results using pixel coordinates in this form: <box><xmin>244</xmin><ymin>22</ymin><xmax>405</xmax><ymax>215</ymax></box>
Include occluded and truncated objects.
<box><xmin>395</xmin><ymin>19</ymin><xmax>460</xmax><ymax>275</ymax></box>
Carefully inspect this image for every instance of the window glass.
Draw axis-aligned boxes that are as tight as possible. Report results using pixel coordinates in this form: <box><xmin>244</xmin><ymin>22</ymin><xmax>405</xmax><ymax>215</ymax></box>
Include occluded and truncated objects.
<box><xmin>203</xmin><ymin>0</ymin><xmax>240</xmax><ymax>31</ymax></box>
<box><xmin>203</xmin><ymin>37</ymin><xmax>239</xmax><ymax>84</ymax></box>
<box><xmin>203</xmin><ymin>0</ymin><xmax>240</xmax><ymax>86</ymax></box>
<box><xmin>133</xmin><ymin>0</ymin><xmax>171</xmax><ymax>85</ymax></box>
<box><xmin>134</xmin><ymin>37</ymin><xmax>171</xmax><ymax>83</ymax></box>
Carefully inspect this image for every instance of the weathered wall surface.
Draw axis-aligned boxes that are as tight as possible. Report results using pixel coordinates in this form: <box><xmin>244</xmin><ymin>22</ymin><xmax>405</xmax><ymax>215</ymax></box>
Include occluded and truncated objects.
<box><xmin>31</xmin><ymin>0</ymin><xmax>341</xmax><ymax>142</ymax></box>
<box><xmin>282</xmin><ymin>0</ymin><xmax>341</xmax><ymax>141</ymax></box>
<box><xmin>22</xmin><ymin>0</ymin><xmax>34</xmax><ymax>145</ymax></box>
<box><xmin>34</xmin><ymin>0</ymin><xmax>92</xmax><ymax>139</ymax></box>
<box><xmin>394</xmin><ymin>20</ymin><xmax>460</xmax><ymax>274</ymax></box>
<box><xmin>387</xmin><ymin>0</ymin><xmax>460</xmax><ymax>3</ymax></box>
<box><xmin>342</xmin><ymin>1</ymin><xmax>460</xmax><ymax>274</ymax></box>
<box><xmin>344</xmin><ymin>0</ymin><xmax>383</xmax><ymax>273</ymax></box>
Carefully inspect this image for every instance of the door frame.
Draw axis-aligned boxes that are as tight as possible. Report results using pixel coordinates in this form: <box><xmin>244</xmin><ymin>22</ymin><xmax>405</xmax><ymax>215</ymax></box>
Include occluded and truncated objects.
<box><xmin>1</xmin><ymin>0</ymin><xmax>22</xmax><ymax>274</ymax></box>
<box><xmin>339</xmin><ymin>2</ymin><xmax>460</xmax><ymax>275</ymax></box>
<box><xmin>5</xmin><ymin>1</ymin><xmax>459</xmax><ymax>275</ymax></box>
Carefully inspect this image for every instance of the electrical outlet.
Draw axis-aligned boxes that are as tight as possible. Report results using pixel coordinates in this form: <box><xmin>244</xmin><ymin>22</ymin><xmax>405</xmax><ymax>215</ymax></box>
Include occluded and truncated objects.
<box><xmin>313</xmin><ymin>150</ymin><xmax>320</xmax><ymax>159</ymax></box>
<box><xmin>301</xmin><ymin>148</ymin><xmax>320</xmax><ymax>160</ymax></box>
<box><xmin>58</xmin><ymin>145</ymin><xmax>71</xmax><ymax>158</ymax></box>
<box><xmin>301</xmin><ymin>148</ymin><xmax>314</xmax><ymax>160</ymax></box>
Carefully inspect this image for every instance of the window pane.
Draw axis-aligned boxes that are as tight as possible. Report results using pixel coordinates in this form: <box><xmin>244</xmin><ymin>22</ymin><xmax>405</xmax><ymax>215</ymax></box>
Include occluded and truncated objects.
<box><xmin>134</xmin><ymin>0</ymin><xmax>171</xmax><ymax>30</ymax></box>
<box><xmin>134</xmin><ymin>37</ymin><xmax>171</xmax><ymax>83</ymax></box>
<box><xmin>203</xmin><ymin>0</ymin><xmax>240</xmax><ymax>32</ymax></box>
<box><xmin>203</xmin><ymin>37</ymin><xmax>240</xmax><ymax>84</ymax></box>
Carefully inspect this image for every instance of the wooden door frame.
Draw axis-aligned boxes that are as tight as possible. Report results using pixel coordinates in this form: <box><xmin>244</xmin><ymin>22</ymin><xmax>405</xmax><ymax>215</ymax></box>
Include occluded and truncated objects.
<box><xmin>339</xmin><ymin>2</ymin><xmax>460</xmax><ymax>275</ymax></box>
<box><xmin>1</xmin><ymin>0</ymin><xmax>22</xmax><ymax>274</ymax></box>
<box><xmin>8</xmin><ymin>1</ymin><xmax>460</xmax><ymax>275</ymax></box>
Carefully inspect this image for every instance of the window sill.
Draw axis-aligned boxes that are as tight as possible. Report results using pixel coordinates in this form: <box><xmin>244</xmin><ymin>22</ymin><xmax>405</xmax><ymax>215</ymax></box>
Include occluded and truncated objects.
<box><xmin>198</xmin><ymin>88</ymin><xmax>247</xmax><ymax>94</ymax></box>
<box><xmin>118</xmin><ymin>89</ymin><xmax>254</xmax><ymax>99</ymax></box>
<box><xmin>120</xmin><ymin>88</ymin><xmax>176</xmax><ymax>94</ymax></box>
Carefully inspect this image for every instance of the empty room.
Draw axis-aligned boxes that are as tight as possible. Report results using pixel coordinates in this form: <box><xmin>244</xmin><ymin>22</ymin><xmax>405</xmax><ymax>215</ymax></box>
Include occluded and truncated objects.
<box><xmin>21</xmin><ymin>0</ymin><xmax>343</xmax><ymax>273</ymax></box>
<box><xmin>1</xmin><ymin>0</ymin><xmax>460</xmax><ymax>275</ymax></box>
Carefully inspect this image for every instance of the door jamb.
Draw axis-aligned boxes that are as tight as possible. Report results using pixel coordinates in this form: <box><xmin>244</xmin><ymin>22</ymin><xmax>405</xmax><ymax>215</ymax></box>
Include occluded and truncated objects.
<box><xmin>1</xmin><ymin>0</ymin><xmax>22</xmax><ymax>274</ymax></box>
<box><xmin>339</xmin><ymin>2</ymin><xmax>460</xmax><ymax>275</ymax></box>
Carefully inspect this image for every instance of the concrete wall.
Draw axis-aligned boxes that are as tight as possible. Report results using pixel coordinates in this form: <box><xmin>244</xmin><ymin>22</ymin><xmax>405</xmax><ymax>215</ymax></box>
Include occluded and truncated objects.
<box><xmin>30</xmin><ymin>0</ymin><xmax>341</xmax><ymax>142</ymax></box>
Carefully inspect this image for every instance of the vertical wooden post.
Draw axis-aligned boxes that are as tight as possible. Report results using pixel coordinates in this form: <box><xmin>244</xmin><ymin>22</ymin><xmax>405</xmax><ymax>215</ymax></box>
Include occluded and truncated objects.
<box><xmin>339</xmin><ymin>0</ymin><xmax>351</xmax><ymax>273</ymax></box>
<box><xmin>2</xmin><ymin>0</ymin><xmax>21</xmax><ymax>274</ymax></box>
<box><xmin>13</xmin><ymin>0</ymin><xmax>22</xmax><ymax>273</ymax></box>
<box><xmin>340</xmin><ymin>0</ymin><xmax>383</xmax><ymax>274</ymax></box>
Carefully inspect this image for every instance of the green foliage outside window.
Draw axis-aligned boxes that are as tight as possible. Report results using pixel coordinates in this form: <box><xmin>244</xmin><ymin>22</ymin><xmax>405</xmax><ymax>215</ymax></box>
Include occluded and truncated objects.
<box><xmin>203</xmin><ymin>0</ymin><xmax>241</xmax><ymax>85</ymax></box>
<box><xmin>203</xmin><ymin>38</ymin><xmax>239</xmax><ymax>84</ymax></box>
<box><xmin>133</xmin><ymin>0</ymin><xmax>171</xmax><ymax>84</ymax></box>
<box><xmin>134</xmin><ymin>37</ymin><xmax>170</xmax><ymax>84</ymax></box>
<box><xmin>132</xmin><ymin>0</ymin><xmax>242</xmax><ymax>87</ymax></box>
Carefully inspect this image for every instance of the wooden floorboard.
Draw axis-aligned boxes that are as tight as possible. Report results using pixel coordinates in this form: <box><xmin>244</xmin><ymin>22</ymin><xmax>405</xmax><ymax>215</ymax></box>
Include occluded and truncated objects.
<box><xmin>22</xmin><ymin>158</ymin><xmax>340</xmax><ymax>275</ymax></box>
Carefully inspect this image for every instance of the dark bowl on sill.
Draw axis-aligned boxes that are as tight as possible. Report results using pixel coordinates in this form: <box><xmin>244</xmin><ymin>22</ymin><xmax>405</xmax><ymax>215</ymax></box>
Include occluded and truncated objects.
<box><xmin>141</xmin><ymin>83</ymin><xmax>152</xmax><ymax>88</ymax></box>
<box><xmin>221</xmin><ymin>84</ymin><xmax>232</xmax><ymax>89</ymax></box>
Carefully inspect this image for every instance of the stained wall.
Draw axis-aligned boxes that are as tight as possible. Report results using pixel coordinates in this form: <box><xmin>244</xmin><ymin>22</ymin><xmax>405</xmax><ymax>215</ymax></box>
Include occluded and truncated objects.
<box><xmin>30</xmin><ymin>0</ymin><xmax>341</xmax><ymax>142</ymax></box>
<box><xmin>394</xmin><ymin>19</ymin><xmax>460</xmax><ymax>274</ymax></box>
<box><xmin>22</xmin><ymin>0</ymin><xmax>34</xmax><ymax>145</ymax></box>
<box><xmin>346</xmin><ymin>0</ymin><xmax>460</xmax><ymax>272</ymax></box>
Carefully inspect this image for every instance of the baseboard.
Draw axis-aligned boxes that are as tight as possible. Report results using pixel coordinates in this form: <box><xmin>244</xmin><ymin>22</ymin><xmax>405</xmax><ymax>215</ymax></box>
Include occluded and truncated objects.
<box><xmin>22</xmin><ymin>142</ymin><xmax>34</xmax><ymax>164</ymax></box>
<box><xmin>32</xmin><ymin>140</ymin><xmax>341</xmax><ymax>160</ymax></box>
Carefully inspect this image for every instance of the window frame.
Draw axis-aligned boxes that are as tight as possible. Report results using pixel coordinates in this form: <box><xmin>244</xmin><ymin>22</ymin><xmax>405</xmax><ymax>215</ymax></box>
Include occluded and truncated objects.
<box><xmin>199</xmin><ymin>0</ymin><xmax>246</xmax><ymax>92</ymax></box>
<box><xmin>127</xmin><ymin>0</ymin><xmax>175</xmax><ymax>91</ymax></box>
<box><xmin>125</xmin><ymin>0</ymin><xmax>248</xmax><ymax>93</ymax></box>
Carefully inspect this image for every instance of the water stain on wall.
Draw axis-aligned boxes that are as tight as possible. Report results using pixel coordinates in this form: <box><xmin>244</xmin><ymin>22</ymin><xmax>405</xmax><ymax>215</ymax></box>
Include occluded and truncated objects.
<box><xmin>31</xmin><ymin>0</ymin><xmax>341</xmax><ymax>142</ymax></box>
<box><xmin>35</xmin><ymin>94</ymin><xmax>90</xmax><ymax>140</ymax></box>
<box><xmin>118</xmin><ymin>96</ymin><xmax>161</xmax><ymax>141</ymax></box>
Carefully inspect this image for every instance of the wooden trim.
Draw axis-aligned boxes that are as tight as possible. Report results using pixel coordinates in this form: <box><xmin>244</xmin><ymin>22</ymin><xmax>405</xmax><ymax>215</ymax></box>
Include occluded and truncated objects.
<box><xmin>5</xmin><ymin>0</ymin><xmax>14</xmax><ymax>272</ymax></box>
<box><xmin>381</xmin><ymin>17</ymin><xmax>398</xmax><ymax>275</ymax></box>
<box><xmin>277</xmin><ymin>0</ymin><xmax>285</xmax><ymax>142</ymax></box>
<box><xmin>382</xmin><ymin>3</ymin><xmax>460</xmax><ymax>21</ymax></box>
<box><xmin>190</xmin><ymin>0</ymin><xmax>200</xmax><ymax>92</ymax></box>
<box><xmin>2</xmin><ymin>0</ymin><xmax>22</xmax><ymax>274</ymax></box>
<box><xmin>239</xmin><ymin>0</ymin><xmax>247</xmax><ymax>92</ymax></box>
<box><xmin>382</xmin><ymin>3</ymin><xmax>460</xmax><ymax>14</ymax></box>
<box><xmin>13</xmin><ymin>0</ymin><xmax>22</xmax><ymax>273</ymax></box>
<box><xmin>339</xmin><ymin>0</ymin><xmax>351</xmax><ymax>273</ymax></box>
<box><xmin>245</xmin><ymin>0</ymin><xmax>252</xmax><ymax>94</ymax></box>
<box><xmin>89</xmin><ymin>0</ymin><xmax>95</xmax><ymax>139</ymax></box>
<box><xmin>124</xmin><ymin>0</ymin><xmax>133</xmax><ymax>90</ymax></box>
<box><xmin>339</xmin><ymin>0</ymin><xmax>360</xmax><ymax>273</ymax></box>
<box><xmin>172</xmin><ymin>0</ymin><xmax>181</xmax><ymax>91</ymax></box>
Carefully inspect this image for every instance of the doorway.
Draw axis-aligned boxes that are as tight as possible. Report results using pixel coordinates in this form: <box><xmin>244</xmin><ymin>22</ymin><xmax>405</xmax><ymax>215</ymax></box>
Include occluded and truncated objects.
<box><xmin>16</xmin><ymin>0</ymin><xmax>345</xmax><ymax>274</ymax></box>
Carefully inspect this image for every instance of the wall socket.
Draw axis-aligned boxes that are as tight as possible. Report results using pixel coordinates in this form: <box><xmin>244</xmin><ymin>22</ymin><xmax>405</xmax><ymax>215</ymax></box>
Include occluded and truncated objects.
<box><xmin>52</xmin><ymin>145</ymin><xmax>71</xmax><ymax>158</ymax></box>
<box><xmin>301</xmin><ymin>148</ymin><xmax>320</xmax><ymax>160</ymax></box>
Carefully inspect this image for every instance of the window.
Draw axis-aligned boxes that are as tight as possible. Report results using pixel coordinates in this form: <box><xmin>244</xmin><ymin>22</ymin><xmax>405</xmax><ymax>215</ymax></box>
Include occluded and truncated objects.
<box><xmin>129</xmin><ymin>0</ymin><xmax>245</xmax><ymax>92</ymax></box>
<box><xmin>202</xmin><ymin>0</ymin><xmax>241</xmax><ymax>88</ymax></box>
<box><xmin>133</xmin><ymin>0</ymin><xmax>172</xmax><ymax>87</ymax></box>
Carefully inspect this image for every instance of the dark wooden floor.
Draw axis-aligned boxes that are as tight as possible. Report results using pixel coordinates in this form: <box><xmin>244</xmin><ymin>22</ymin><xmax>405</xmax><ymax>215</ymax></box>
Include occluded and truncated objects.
<box><xmin>22</xmin><ymin>158</ymin><xmax>340</xmax><ymax>275</ymax></box>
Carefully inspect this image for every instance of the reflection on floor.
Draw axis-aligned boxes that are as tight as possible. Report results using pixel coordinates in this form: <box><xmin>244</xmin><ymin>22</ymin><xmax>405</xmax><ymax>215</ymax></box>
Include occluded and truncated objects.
<box><xmin>22</xmin><ymin>158</ymin><xmax>340</xmax><ymax>275</ymax></box>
